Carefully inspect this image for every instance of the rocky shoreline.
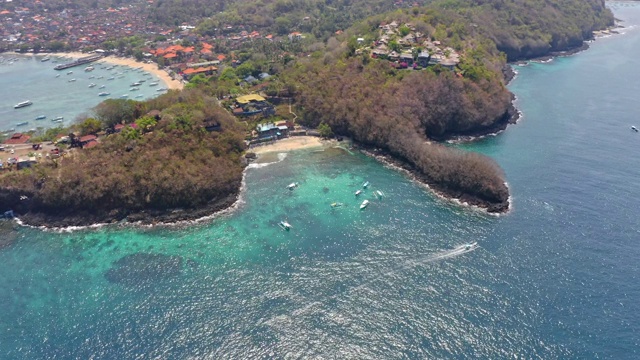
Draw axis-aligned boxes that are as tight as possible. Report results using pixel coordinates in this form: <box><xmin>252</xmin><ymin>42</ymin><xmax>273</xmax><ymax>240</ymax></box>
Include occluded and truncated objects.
<box><xmin>358</xmin><ymin>146</ymin><xmax>510</xmax><ymax>214</ymax></box>
<box><xmin>2</xmin><ymin>188</ymin><xmax>241</xmax><ymax>229</ymax></box>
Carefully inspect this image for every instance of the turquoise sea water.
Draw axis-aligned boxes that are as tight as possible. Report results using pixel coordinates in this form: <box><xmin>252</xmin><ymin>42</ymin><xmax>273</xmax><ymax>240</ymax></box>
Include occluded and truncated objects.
<box><xmin>2</xmin><ymin>2</ymin><xmax>640</xmax><ymax>358</ymax></box>
<box><xmin>0</xmin><ymin>54</ymin><xmax>166</xmax><ymax>133</ymax></box>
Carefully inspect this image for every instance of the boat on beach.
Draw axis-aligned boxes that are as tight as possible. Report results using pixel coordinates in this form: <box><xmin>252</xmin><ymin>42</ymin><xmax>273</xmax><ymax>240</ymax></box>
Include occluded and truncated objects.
<box><xmin>360</xmin><ymin>200</ymin><xmax>369</xmax><ymax>210</ymax></box>
<box><xmin>14</xmin><ymin>100</ymin><xmax>33</xmax><ymax>109</ymax></box>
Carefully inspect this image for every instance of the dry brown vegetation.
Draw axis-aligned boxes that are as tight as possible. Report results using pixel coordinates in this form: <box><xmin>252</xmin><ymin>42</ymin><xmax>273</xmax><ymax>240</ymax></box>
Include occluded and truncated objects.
<box><xmin>0</xmin><ymin>89</ymin><xmax>247</xmax><ymax>223</ymax></box>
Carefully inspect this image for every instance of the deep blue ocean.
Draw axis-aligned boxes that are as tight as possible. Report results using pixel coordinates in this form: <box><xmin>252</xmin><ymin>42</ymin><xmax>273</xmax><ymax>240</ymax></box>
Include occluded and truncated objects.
<box><xmin>1</xmin><ymin>2</ymin><xmax>640</xmax><ymax>359</ymax></box>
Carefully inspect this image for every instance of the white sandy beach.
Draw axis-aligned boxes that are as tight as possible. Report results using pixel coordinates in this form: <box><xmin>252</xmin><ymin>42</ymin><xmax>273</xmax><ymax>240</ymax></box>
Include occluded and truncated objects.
<box><xmin>251</xmin><ymin>136</ymin><xmax>325</xmax><ymax>154</ymax></box>
<box><xmin>32</xmin><ymin>51</ymin><xmax>184</xmax><ymax>90</ymax></box>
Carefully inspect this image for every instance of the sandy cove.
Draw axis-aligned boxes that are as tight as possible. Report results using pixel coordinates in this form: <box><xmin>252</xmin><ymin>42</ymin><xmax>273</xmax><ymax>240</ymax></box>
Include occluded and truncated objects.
<box><xmin>35</xmin><ymin>51</ymin><xmax>184</xmax><ymax>90</ymax></box>
<box><xmin>250</xmin><ymin>136</ymin><xmax>325</xmax><ymax>154</ymax></box>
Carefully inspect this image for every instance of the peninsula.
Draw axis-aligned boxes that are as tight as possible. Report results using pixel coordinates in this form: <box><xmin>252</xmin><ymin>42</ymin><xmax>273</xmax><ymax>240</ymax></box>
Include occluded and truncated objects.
<box><xmin>0</xmin><ymin>0</ymin><xmax>614</xmax><ymax>226</ymax></box>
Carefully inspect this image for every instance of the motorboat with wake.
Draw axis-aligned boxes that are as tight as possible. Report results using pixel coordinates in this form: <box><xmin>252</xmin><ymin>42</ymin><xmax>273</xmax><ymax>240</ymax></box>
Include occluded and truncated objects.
<box><xmin>287</xmin><ymin>182</ymin><xmax>299</xmax><ymax>190</ymax></box>
<box><xmin>632</xmin><ymin>125</ymin><xmax>638</xmax><ymax>132</ymax></box>
<box><xmin>463</xmin><ymin>242</ymin><xmax>478</xmax><ymax>250</ymax></box>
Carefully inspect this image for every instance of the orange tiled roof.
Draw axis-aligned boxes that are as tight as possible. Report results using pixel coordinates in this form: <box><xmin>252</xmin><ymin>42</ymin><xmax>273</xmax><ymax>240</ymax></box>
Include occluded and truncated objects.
<box><xmin>163</xmin><ymin>53</ymin><xmax>177</xmax><ymax>59</ymax></box>
<box><xmin>217</xmin><ymin>54</ymin><xmax>226</xmax><ymax>61</ymax></box>
<box><xmin>202</xmin><ymin>42</ymin><xmax>213</xmax><ymax>49</ymax></box>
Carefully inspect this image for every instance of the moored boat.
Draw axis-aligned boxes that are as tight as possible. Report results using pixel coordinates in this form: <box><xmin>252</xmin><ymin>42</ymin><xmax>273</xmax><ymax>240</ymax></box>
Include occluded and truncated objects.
<box><xmin>35</xmin><ymin>115</ymin><xmax>46</xmax><ymax>120</ymax></box>
<box><xmin>52</xmin><ymin>116</ymin><xmax>64</xmax><ymax>121</ymax></box>
<box><xmin>362</xmin><ymin>181</ymin><xmax>370</xmax><ymax>188</ymax></box>
<box><xmin>88</xmin><ymin>83</ymin><xmax>97</xmax><ymax>88</ymax></box>
<box><xmin>355</xmin><ymin>189</ymin><xmax>362</xmax><ymax>196</ymax></box>
<box><xmin>360</xmin><ymin>199</ymin><xmax>369</xmax><ymax>210</ymax></box>
<box><xmin>98</xmin><ymin>92</ymin><xmax>110</xmax><ymax>96</ymax></box>
<box><xmin>14</xmin><ymin>100</ymin><xmax>33</xmax><ymax>109</ymax></box>
<box><xmin>16</xmin><ymin>121</ymin><xmax>29</xmax><ymax>126</ymax></box>
<box><xmin>278</xmin><ymin>221</ymin><xmax>293</xmax><ymax>230</ymax></box>
<box><xmin>287</xmin><ymin>182</ymin><xmax>299</xmax><ymax>190</ymax></box>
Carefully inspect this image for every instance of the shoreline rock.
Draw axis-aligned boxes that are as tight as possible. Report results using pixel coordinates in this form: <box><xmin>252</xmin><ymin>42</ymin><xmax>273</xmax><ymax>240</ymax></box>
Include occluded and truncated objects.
<box><xmin>6</xmin><ymin>190</ymin><xmax>241</xmax><ymax>229</ymax></box>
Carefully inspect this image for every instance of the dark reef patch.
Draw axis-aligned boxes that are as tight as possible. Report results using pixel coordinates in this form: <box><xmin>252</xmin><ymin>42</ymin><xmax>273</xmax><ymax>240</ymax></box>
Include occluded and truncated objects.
<box><xmin>105</xmin><ymin>253</ymin><xmax>184</xmax><ymax>286</ymax></box>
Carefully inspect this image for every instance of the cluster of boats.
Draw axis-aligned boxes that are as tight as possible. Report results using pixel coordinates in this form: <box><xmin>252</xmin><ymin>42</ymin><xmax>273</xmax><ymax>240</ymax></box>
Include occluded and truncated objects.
<box><xmin>280</xmin><ymin>180</ymin><xmax>386</xmax><ymax>230</ymax></box>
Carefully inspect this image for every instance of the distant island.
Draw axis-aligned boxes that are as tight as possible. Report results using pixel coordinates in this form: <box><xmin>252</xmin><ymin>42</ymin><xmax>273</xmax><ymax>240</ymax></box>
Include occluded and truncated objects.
<box><xmin>0</xmin><ymin>0</ymin><xmax>614</xmax><ymax>227</ymax></box>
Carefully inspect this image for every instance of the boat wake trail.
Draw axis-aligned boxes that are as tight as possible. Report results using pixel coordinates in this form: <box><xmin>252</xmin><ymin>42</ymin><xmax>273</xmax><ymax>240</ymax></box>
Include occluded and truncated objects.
<box><xmin>287</xmin><ymin>243</ymin><xmax>480</xmax><ymax>317</ymax></box>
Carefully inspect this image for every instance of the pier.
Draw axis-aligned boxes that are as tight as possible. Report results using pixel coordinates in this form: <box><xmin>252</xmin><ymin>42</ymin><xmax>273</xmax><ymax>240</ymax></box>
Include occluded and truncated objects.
<box><xmin>54</xmin><ymin>54</ymin><xmax>103</xmax><ymax>70</ymax></box>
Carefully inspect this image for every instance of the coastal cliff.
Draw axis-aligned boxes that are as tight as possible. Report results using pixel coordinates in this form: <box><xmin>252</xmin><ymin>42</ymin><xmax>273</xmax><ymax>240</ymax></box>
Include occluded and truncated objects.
<box><xmin>0</xmin><ymin>0</ymin><xmax>615</xmax><ymax>225</ymax></box>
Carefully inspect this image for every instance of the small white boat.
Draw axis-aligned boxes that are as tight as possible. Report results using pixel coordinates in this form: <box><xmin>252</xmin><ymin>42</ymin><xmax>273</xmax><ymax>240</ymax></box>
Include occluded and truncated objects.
<box><xmin>130</xmin><ymin>87</ymin><xmax>139</xmax><ymax>91</ymax></box>
<box><xmin>16</xmin><ymin>121</ymin><xmax>29</xmax><ymax>126</ymax></box>
<box><xmin>52</xmin><ymin>116</ymin><xmax>64</xmax><ymax>121</ymax></box>
<box><xmin>463</xmin><ymin>242</ymin><xmax>478</xmax><ymax>250</ymax></box>
<box><xmin>149</xmin><ymin>82</ymin><xmax>159</xmax><ymax>86</ymax></box>
<box><xmin>35</xmin><ymin>115</ymin><xmax>46</xmax><ymax>120</ymax></box>
<box><xmin>97</xmin><ymin>76</ymin><xmax>104</xmax><ymax>79</ymax></box>
<box><xmin>107</xmin><ymin>77</ymin><xmax>115</xmax><ymax>80</ymax></box>
<box><xmin>67</xmin><ymin>71</ymin><xmax>73</xmax><ymax>75</ymax></box>
<box><xmin>360</xmin><ymin>200</ymin><xmax>369</xmax><ymax>210</ymax></box>
<box><xmin>131</xmin><ymin>82</ymin><xmax>142</xmax><ymax>86</ymax></box>
<box><xmin>355</xmin><ymin>189</ymin><xmax>362</xmax><ymax>196</ymax></box>
<box><xmin>14</xmin><ymin>100</ymin><xmax>33</xmax><ymax>109</ymax></box>
<box><xmin>88</xmin><ymin>83</ymin><xmax>97</xmax><ymax>88</ymax></box>
<box><xmin>41</xmin><ymin>57</ymin><xmax>50</xmax><ymax>62</ymax></box>
<box><xmin>632</xmin><ymin>126</ymin><xmax>638</xmax><ymax>132</ymax></box>
<box><xmin>99</xmin><ymin>85</ymin><xmax>106</xmax><ymax>89</ymax></box>
<box><xmin>120</xmin><ymin>94</ymin><xmax>129</xmax><ymax>98</ymax></box>
<box><xmin>68</xmin><ymin>78</ymin><xmax>76</xmax><ymax>82</ymax></box>
<box><xmin>135</xmin><ymin>94</ymin><xmax>144</xmax><ymax>98</ymax></box>
<box><xmin>287</xmin><ymin>182</ymin><xmax>299</xmax><ymax>190</ymax></box>
<box><xmin>98</xmin><ymin>92</ymin><xmax>110</xmax><ymax>96</ymax></box>
<box><xmin>278</xmin><ymin>221</ymin><xmax>292</xmax><ymax>230</ymax></box>
<box><xmin>55</xmin><ymin>74</ymin><xmax>60</xmax><ymax>78</ymax></box>
<box><xmin>84</xmin><ymin>66</ymin><xmax>94</xmax><ymax>72</ymax></box>
<box><xmin>331</xmin><ymin>202</ymin><xmax>344</xmax><ymax>208</ymax></box>
<box><xmin>375</xmin><ymin>190</ymin><xmax>384</xmax><ymax>198</ymax></box>
<box><xmin>362</xmin><ymin>181</ymin><xmax>370</xmax><ymax>188</ymax></box>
